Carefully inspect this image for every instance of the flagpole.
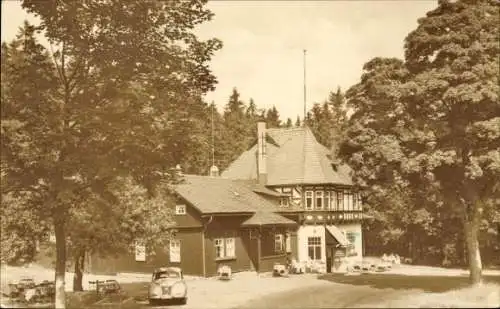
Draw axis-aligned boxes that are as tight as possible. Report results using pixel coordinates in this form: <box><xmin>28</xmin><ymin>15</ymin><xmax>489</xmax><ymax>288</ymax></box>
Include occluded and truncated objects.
<box><xmin>303</xmin><ymin>49</ymin><xmax>307</xmax><ymax>124</ymax></box>
<box><xmin>211</xmin><ymin>101</ymin><xmax>215</xmax><ymax>167</ymax></box>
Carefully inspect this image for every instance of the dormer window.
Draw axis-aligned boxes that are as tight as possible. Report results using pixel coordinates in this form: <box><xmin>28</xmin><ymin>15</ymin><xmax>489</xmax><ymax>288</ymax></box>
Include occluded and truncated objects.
<box><xmin>305</xmin><ymin>191</ymin><xmax>313</xmax><ymax>210</ymax></box>
<box><xmin>175</xmin><ymin>204</ymin><xmax>186</xmax><ymax>215</ymax></box>
<box><xmin>280</xmin><ymin>197</ymin><xmax>289</xmax><ymax>207</ymax></box>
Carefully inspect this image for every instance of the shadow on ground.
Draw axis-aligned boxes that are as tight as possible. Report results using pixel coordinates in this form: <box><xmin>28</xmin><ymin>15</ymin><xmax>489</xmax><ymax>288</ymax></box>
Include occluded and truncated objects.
<box><xmin>318</xmin><ymin>273</ymin><xmax>500</xmax><ymax>293</ymax></box>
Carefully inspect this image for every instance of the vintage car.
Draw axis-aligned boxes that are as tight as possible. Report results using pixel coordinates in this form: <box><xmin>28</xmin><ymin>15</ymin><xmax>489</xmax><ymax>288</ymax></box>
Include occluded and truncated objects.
<box><xmin>148</xmin><ymin>267</ymin><xmax>187</xmax><ymax>305</ymax></box>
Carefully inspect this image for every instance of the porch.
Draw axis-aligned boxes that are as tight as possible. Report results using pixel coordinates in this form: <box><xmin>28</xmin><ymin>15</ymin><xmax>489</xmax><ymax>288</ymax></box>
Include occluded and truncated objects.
<box><xmin>241</xmin><ymin>211</ymin><xmax>297</xmax><ymax>273</ymax></box>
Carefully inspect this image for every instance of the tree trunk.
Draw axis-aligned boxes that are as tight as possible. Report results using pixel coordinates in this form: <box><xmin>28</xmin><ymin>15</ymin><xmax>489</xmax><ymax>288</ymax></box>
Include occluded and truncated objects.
<box><xmin>73</xmin><ymin>250</ymin><xmax>85</xmax><ymax>292</ymax></box>
<box><xmin>54</xmin><ymin>222</ymin><xmax>67</xmax><ymax>309</ymax></box>
<box><xmin>464</xmin><ymin>209</ymin><xmax>482</xmax><ymax>285</ymax></box>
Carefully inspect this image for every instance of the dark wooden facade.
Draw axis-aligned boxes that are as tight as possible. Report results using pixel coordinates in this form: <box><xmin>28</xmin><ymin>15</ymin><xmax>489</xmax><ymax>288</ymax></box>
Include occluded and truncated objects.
<box><xmin>89</xmin><ymin>197</ymin><xmax>297</xmax><ymax>277</ymax></box>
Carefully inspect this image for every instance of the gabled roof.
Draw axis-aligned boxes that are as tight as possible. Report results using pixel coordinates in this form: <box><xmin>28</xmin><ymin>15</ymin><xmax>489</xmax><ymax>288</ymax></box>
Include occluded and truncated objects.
<box><xmin>242</xmin><ymin>211</ymin><xmax>297</xmax><ymax>227</ymax></box>
<box><xmin>174</xmin><ymin>175</ymin><xmax>286</xmax><ymax>214</ymax></box>
<box><xmin>221</xmin><ymin>126</ymin><xmax>353</xmax><ymax>186</ymax></box>
<box><xmin>250</xmin><ymin>185</ymin><xmax>288</xmax><ymax>197</ymax></box>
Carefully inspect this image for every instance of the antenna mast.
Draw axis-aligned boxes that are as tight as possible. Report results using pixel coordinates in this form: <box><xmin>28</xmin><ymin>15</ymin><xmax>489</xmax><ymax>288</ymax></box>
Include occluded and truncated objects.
<box><xmin>303</xmin><ymin>49</ymin><xmax>307</xmax><ymax>124</ymax></box>
<box><xmin>211</xmin><ymin>101</ymin><xmax>215</xmax><ymax>167</ymax></box>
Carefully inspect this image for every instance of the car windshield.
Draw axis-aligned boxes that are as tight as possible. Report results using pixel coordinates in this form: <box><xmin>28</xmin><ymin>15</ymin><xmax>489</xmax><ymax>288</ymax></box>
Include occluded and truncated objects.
<box><xmin>154</xmin><ymin>270</ymin><xmax>180</xmax><ymax>280</ymax></box>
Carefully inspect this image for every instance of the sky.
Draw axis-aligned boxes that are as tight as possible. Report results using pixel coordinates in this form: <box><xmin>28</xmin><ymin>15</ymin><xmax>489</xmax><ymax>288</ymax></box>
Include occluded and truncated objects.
<box><xmin>1</xmin><ymin>0</ymin><xmax>437</xmax><ymax>121</ymax></box>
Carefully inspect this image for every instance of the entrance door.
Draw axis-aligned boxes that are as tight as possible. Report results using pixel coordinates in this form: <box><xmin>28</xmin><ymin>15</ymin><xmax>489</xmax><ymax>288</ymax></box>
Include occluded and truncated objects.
<box><xmin>326</xmin><ymin>247</ymin><xmax>333</xmax><ymax>273</ymax></box>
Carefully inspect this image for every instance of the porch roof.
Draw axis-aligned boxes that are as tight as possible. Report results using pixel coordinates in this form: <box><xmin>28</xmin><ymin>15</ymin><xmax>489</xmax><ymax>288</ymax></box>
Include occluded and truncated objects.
<box><xmin>325</xmin><ymin>225</ymin><xmax>350</xmax><ymax>247</ymax></box>
<box><xmin>241</xmin><ymin>211</ymin><xmax>297</xmax><ymax>227</ymax></box>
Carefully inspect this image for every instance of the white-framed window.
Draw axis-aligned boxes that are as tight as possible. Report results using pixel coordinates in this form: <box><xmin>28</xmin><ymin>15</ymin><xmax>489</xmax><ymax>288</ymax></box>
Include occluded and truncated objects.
<box><xmin>274</xmin><ymin>234</ymin><xmax>284</xmax><ymax>252</ymax></box>
<box><xmin>169</xmin><ymin>239</ymin><xmax>181</xmax><ymax>263</ymax></box>
<box><xmin>337</xmin><ymin>191</ymin><xmax>344</xmax><ymax>211</ymax></box>
<box><xmin>331</xmin><ymin>191</ymin><xmax>337</xmax><ymax>210</ymax></box>
<box><xmin>285</xmin><ymin>232</ymin><xmax>292</xmax><ymax>253</ymax></box>
<box><xmin>225</xmin><ymin>238</ymin><xmax>235</xmax><ymax>257</ymax></box>
<box><xmin>349</xmin><ymin>193</ymin><xmax>354</xmax><ymax>211</ymax></box>
<box><xmin>324</xmin><ymin>191</ymin><xmax>331</xmax><ymax>210</ymax></box>
<box><xmin>305</xmin><ymin>191</ymin><xmax>314</xmax><ymax>210</ymax></box>
<box><xmin>135</xmin><ymin>241</ymin><xmax>146</xmax><ymax>262</ymax></box>
<box><xmin>214</xmin><ymin>238</ymin><xmax>224</xmax><ymax>258</ymax></box>
<box><xmin>214</xmin><ymin>237</ymin><xmax>236</xmax><ymax>259</ymax></box>
<box><xmin>175</xmin><ymin>204</ymin><xmax>186</xmax><ymax>215</ymax></box>
<box><xmin>315</xmin><ymin>191</ymin><xmax>323</xmax><ymax>210</ymax></box>
<box><xmin>307</xmin><ymin>236</ymin><xmax>322</xmax><ymax>261</ymax></box>
<box><xmin>344</xmin><ymin>192</ymin><xmax>350</xmax><ymax>211</ymax></box>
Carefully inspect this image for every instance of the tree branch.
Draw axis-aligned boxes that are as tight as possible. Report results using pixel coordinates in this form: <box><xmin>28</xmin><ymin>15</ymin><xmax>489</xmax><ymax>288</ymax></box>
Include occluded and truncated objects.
<box><xmin>49</xmin><ymin>43</ymin><xmax>65</xmax><ymax>86</ymax></box>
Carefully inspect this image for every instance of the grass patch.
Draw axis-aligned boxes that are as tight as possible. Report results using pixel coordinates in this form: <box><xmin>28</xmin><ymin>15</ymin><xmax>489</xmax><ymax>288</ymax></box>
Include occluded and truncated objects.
<box><xmin>318</xmin><ymin>273</ymin><xmax>500</xmax><ymax>293</ymax></box>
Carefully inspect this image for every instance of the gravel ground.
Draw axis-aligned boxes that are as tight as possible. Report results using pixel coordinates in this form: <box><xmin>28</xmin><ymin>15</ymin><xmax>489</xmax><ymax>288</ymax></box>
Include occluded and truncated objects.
<box><xmin>132</xmin><ymin>272</ymin><xmax>332</xmax><ymax>309</ymax></box>
<box><xmin>2</xmin><ymin>263</ymin><xmax>500</xmax><ymax>309</ymax></box>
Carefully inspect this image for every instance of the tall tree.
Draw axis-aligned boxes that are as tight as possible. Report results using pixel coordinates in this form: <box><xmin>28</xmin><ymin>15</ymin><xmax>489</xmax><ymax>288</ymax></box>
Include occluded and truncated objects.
<box><xmin>265</xmin><ymin>105</ymin><xmax>281</xmax><ymax>128</ymax></box>
<box><xmin>220</xmin><ymin>88</ymin><xmax>250</xmax><ymax>169</ymax></box>
<box><xmin>285</xmin><ymin>118</ymin><xmax>293</xmax><ymax>128</ymax></box>
<box><xmin>340</xmin><ymin>0</ymin><xmax>499</xmax><ymax>285</ymax></box>
<box><xmin>402</xmin><ymin>0</ymin><xmax>499</xmax><ymax>284</ymax></box>
<box><xmin>1</xmin><ymin>1</ymin><xmax>221</xmax><ymax>307</ymax></box>
<box><xmin>67</xmin><ymin>177</ymin><xmax>175</xmax><ymax>291</ymax></box>
<box><xmin>305</xmin><ymin>87</ymin><xmax>347</xmax><ymax>148</ymax></box>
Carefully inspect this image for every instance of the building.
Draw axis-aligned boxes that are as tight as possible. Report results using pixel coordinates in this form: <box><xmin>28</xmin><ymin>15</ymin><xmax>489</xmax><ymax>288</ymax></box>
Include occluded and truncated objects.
<box><xmin>89</xmin><ymin>122</ymin><xmax>363</xmax><ymax>276</ymax></box>
<box><xmin>222</xmin><ymin>122</ymin><xmax>364</xmax><ymax>272</ymax></box>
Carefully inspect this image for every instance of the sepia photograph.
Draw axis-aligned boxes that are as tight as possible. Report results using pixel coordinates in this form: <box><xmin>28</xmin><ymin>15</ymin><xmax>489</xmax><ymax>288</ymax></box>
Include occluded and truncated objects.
<box><xmin>1</xmin><ymin>0</ymin><xmax>499</xmax><ymax>308</ymax></box>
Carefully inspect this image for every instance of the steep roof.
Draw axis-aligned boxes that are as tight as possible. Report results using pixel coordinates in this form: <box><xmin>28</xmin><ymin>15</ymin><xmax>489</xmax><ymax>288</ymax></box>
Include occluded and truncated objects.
<box><xmin>174</xmin><ymin>175</ymin><xmax>294</xmax><ymax>214</ymax></box>
<box><xmin>221</xmin><ymin>126</ymin><xmax>353</xmax><ymax>186</ymax></box>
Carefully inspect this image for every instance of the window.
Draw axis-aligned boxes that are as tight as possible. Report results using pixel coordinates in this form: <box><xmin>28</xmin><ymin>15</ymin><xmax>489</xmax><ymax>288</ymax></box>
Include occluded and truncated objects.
<box><xmin>307</xmin><ymin>237</ymin><xmax>322</xmax><ymax>261</ymax></box>
<box><xmin>135</xmin><ymin>241</ymin><xmax>146</xmax><ymax>262</ymax></box>
<box><xmin>214</xmin><ymin>239</ymin><xmax>224</xmax><ymax>258</ymax></box>
<box><xmin>356</xmin><ymin>193</ymin><xmax>363</xmax><ymax>211</ymax></box>
<box><xmin>274</xmin><ymin>234</ymin><xmax>284</xmax><ymax>252</ymax></box>
<box><xmin>280</xmin><ymin>197</ymin><xmax>289</xmax><ymax>207</ymax></box>
<box><xmin>324</xmin><ymin>191</ymin><xmax>331</xmax><ymax>210</ymax></box>
<box><xmin>169</xmin><ymin>239</ymin><xmax>181</xmax><ymax>263</ymax></box>
<box><xmin>285</xmin><ymin>233</ymin><xmax>292</xmax><ymax>253</ymax></box>
<box><xmin>225</xmin><ymin>238</ymin><xmax>235</xmax><ymax>257</ymax></box>
<box><xmin>337</xmin><ymin>191</ymin><xmax>344</xmax><ymax>211</ymax></box>
<box><xmin>349</xmin><ymin>193</ymin><xmax>354</xmax><ymax>211</ymax></box>
<box><xmin>331</xmin><ymin>191</ymin><xmax>337</xmax><ymax>210</ymax></box>
<box><xmin>175</xmin><ymin>204</ymin><xmax>186</xmax><ymax>215</ymax></box>
<box><xmin>214</xmin><ymin>237</ymin><xmax>235</xmax><ymax>259</ymax></box>
<box><xmin>344</xmin><ymin>192</ymin><xmax>350</xmax><ymax>211</ymax></box>
<box><xmin>305</xmin><ymin>191</ymin><xmax>313</xmax><ymax>210</ymax></box>
<box><xmin>346</xmin><ymin>232</ymin><xmax>357</xmax><ymax>256</ymax></box>
<box><xmin>315</xmin><ymin>191</ymin><xmax>323</xmax><ymax>210</ymax></box>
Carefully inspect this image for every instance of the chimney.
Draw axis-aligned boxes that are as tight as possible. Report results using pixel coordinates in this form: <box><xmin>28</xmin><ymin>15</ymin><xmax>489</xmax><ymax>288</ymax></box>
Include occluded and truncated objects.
<box><xmin>257</xmin><ymin>121</ymin><xmax>267</xmax><ymax>185</ymax></box>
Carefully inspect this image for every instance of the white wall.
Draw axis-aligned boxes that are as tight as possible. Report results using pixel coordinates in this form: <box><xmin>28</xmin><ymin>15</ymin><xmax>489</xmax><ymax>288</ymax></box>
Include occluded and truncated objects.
<box><xmin>337</xmin><ymin>223</ymin><xmax>363</xmax><ymax>260</ymax></box>
<box><xmin>297</xmin><ymin>225</ymin><xmax>326</xmax><ymax>263</ymax></box>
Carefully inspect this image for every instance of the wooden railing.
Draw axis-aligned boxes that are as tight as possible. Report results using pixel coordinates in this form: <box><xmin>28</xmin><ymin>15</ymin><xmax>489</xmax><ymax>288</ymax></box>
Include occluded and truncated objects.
<box><xmin>301</xmin><ymin>210</ymin><xmax>363</xmax><ymax>223</ymax></box>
